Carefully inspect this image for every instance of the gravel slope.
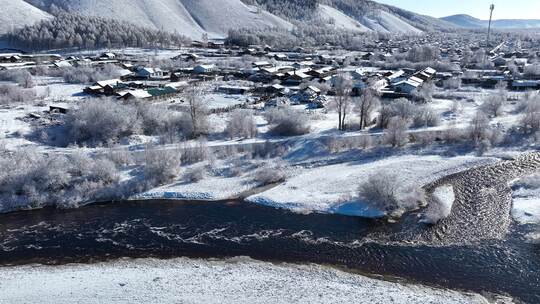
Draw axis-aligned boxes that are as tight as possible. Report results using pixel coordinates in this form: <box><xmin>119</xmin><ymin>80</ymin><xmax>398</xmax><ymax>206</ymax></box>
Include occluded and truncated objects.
<box><xmin>411</xmin><ymin>152</ymin><xmax>540</xmax><ymax>246</ymax></box>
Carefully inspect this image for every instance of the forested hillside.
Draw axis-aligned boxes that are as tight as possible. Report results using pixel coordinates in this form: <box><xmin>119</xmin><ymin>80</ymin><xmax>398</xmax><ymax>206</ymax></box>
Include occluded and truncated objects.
<box><xmin>5</xmin><ymin>13</ymin><xmax>191</xmax><ymax>51</ymax></box>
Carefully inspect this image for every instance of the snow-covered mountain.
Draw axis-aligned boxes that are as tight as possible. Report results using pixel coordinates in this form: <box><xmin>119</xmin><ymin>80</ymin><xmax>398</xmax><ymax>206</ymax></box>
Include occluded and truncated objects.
<box><xmin>317</xmin><ymin>4</ymin><xmax>422</xmax><ymax>34</ymax></box>
<box><xmin>18</xmin><ymin>0</ymin><xmax>292</xmax><ymax>38</ymax></box>
<box><xmin>0</xmin><ymin>0</ymin><xmax>461</xmax><ymax>37</ymax></box>
<box><xmin>442</xmin><ymin>14</ymin><xmax>540</xmax><ymax>29</ymax></box>
<box><xmin>0</xmin><ymin>0</ymin><xmax>52</xmax><ymax>34</ymax></box>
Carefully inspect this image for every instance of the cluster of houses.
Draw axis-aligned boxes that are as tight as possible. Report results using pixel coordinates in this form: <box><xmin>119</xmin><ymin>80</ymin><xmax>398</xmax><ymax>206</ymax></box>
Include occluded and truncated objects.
<box><xmin>2</xmin><ymin>34</ymin><xmax>539</xmax><ymax>107</ymax></box>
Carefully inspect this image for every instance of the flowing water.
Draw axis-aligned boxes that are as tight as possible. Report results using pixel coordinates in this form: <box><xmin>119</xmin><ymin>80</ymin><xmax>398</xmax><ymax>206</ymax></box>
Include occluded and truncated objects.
<box><xmin>0</xmin><ymin>199</ymin><xmax>539</xmax><ymax>303</ymax></box>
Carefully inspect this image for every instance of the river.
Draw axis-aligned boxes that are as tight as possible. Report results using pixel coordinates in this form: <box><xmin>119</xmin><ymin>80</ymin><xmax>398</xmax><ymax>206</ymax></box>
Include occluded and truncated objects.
<box><xmin>1</xmin><ymin>199</ymin><xmax>539</xmax><ymax>303</ymax></box>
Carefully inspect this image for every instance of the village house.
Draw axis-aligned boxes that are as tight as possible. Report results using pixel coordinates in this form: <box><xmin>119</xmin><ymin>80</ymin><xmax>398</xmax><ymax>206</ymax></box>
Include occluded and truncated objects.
<box><xmin>218</xmin><ymin>85</ymin><xmax>251</xmax><ymax>95</ymax></box>
<box><xmin>511</xmin><ymin>80</ymin><xmax>540</xmax><ymax>91</ymax></box>
<box><xmin>193</xmin><ymin>64</ymin><xmax>217</xmax><ymax>74</ymax></box>
<box><xmin>135</xmin><ymin>67</ymin><xmax>165</xmax><ymax>79</ymax></box>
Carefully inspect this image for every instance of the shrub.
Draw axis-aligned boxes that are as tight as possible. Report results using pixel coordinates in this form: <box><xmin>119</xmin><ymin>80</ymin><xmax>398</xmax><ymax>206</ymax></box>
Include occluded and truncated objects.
<box><xmin>468</xmin><ymin>111</ymin><xmax>491</xmax><ymax>144</ymax></box>
<box><xmin>181</xmin><ymin>139</ymin><xmax>211</xmax><ymax>165</ymax></box>
<box><xmin>0</xmin><ymin>150</ymin><xmax>120</xmax><ymax>212</ymax></box>
<box><xmin>62</xmin><ymin>64</ymin><xmax>122</xmax><ymax>84</ymax></box>
<box><xmin>143</xmin><ymin>146</ymin><xmax>182</xmax><ymax>185</ymax></box>
<box><xmin>521</xmin><ymin>99</ymin><xmax>540</xmax><ymax>133</ymax></box>
<box><xmin>358</xmin><ymin>173</ymin><xmax>400</xmax><ymax>212</ymax></box>
<box><xmin>65</xmin><ymin>98</ymin><xmax>141</xmax><ymax>146</ymax></box>
<box><xmin>357</xmin><ymin>135</ymin><xmax>373</xmax><ymax>149</ymax></box>
<box><xmin>226</xmin><ymin>109</ymin><xmax>258</xmax><ymax>139</ymax></box>
<box><xmin>358</xmin><ymin>173</ymin><xmax>425</xmax><ymax>215</ymax></box>
<box><xmin>442</xmin><ymin>77</ymin><xmax>461</xmax><ymax>89</ymax></box>
<box><xmin>413</xmin><ymin>105</ymin><xmax>440</xmax><ymax>128</ymax></box>
<box><xmin>0</xmin><ymin>69</ymin><xmax>35</xmax><ymax>88</ymax></box>
<box><xmin>265</xmin><ymin>106</ymin><xmax>310</xmax><ymax>136</ymax></box>
<box><xmin>0</xmin><ymin>84</ymin><xmax>36</xmax><ymax>104</ymax></box>
<box><xmin>184</xmin><ymin>165</ymin><xmax>206</xmax><ymax>183</ymax></box>
<box><xmin>252</xmin><ymin>164</ymin><xmax>287</xmax><ymax>185</ymax></box>
<box><xmin>382</xmin><ymin>117</ymin><xmax>411</xmax><ymax>147</ymax></box>
<box><xmin>481</xmin><ymin>94</ymin><xmax>506</xmax><ymax>117</ymax></box>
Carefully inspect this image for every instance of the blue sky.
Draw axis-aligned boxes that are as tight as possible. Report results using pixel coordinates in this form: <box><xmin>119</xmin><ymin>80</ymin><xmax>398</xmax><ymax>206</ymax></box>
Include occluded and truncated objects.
<box><xmin>374</xmin><ymin>0</ymin><xmax>540</xmax><ymax>19</ymax></box>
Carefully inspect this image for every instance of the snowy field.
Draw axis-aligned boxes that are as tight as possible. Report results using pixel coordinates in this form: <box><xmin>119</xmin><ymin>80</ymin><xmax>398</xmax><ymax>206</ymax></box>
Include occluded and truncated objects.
<box><xmin>248</xmin><ymin>155</ymin><xmax>496</xmax><ymax>217</ymax></box>
<box><xmin>0</xmin><ymin>257</ymin><xmax>499</xmax><ymax>304</ymax></box>
<box><xmin>511</xmin><ymin>174</ymin><xmax>540</xmax><ymax>225</ymax></box>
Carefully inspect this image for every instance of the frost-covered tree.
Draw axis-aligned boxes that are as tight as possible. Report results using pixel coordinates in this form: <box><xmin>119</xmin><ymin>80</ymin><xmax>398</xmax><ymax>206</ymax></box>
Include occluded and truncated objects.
<box><xmin>66</xmin><ymin>98</ymin><xmax>140</xmax><ymax>146</ymax></box>
<box><xmin>226</xmin><ymin>109</ymin><xmax>258</xmax><ymax>139</ymax></box>
<box><xmin>183</xmin><ymin>86</ymin><xmax>209</xmax><ymax>138</ymax></box>
<box><xmin>382</xmin><ymin>117</ymin><xmax>411</xmax><ymax>147</ymax></box>
<box><xmin>331</xmin><ymin>73</ymin><xmax>353</xmax><ymax>131</ymax></box>
<box><xmin>354</xmin><ymin>88</ymin><xmax>380</xmax><ymax>130</ymax></box>
<box><xmin>7</xmin><ymin>13</ymin><xmax>190</xmax><ymax>51</ymax></box>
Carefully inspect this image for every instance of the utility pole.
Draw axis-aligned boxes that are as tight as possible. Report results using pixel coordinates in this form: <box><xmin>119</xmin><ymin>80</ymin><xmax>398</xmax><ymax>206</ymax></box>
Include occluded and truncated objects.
<box><xmin>487</xmin><ymin>4</ymin><xmax>495</xmax><ymax>47</ymax></box>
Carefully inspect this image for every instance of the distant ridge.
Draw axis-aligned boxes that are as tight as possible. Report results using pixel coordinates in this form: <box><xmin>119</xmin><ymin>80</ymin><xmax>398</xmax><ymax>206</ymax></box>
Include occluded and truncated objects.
<box><xmin>441</xmin><ymin>14</ymin><xmax>540</xmax><ymax>29</ymax></box>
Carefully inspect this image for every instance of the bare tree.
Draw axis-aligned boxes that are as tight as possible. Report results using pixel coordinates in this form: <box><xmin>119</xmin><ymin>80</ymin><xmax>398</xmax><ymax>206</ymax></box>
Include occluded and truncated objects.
<box><xmin>184</xmin><ymin>86</ymin><xmax>209</xmax><ymax>138</ymax></box>
<box><xmin>469</xmin><ymin>111</ymin><xmax>491</xmax><ymax>143</ymax></box>
<box><xmin>481</xmin><ymin>94</ymin><xmax>506</xmax><ymax>117</ymax></box>
<box><xmin>354</xmin><ymin>88</ymin><xmax>380</xmax><ymax>130</ymax></box>
<box><xmin>331</xmin><ymin>73</ymin><xmax>353</xmax><ymax>131</ymax></box>
<box><xmin>521</xmin><ymin>98</ymin><xmax>540</xmax><ymax>133</ymax></box>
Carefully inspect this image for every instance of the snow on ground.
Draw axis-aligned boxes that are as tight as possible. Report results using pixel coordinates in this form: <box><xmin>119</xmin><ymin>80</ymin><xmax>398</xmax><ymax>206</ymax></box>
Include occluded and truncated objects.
<box><xmin>180</xmin><ymin>0</ymin><xmax>293</xmax><ymax>38</ymax></box>
<box><xmin>432</xmin><ymin>185</ymin><xmax>455</xmax><ymax>211</ymax></box>
<box><xmin>511</xmin><ymin>174</ymin><xmax>540</xmax><ymax>225</ymax></box>
<box><xmin>204</xmin><ymin>93</ymin><xmax>249</xmax><ymax>110</ymax></box>
<box><xmin>361</xmin><ymin>10</ymin><xmax>422</xmax><ymax>34</ymax></box>
<box><xmin>248</xmin><ymin>155</ymin><xmax>496</xmax><ymax>217</ymax></box>
<box><xmin>512</xmin><ymin>198</ymin><xmax>540</xmax><ymax>225</ymax></box>
<box><xmin>0</xmin><ymin>257</ymin><xmax>496</xmax><ymax>304</ymax></box>
<box><xmin>134</xmin><ymin>170</ymin><xmax>257</xmax><ymax>201</ymax></box>
<box><xmin>318</xmin><ymin>5</ymin><xmax>370</xmax><ymax>32</ymax></box>
<box><xmin>29</xmin><ymin>0</ymin><xmax>291</xmax><ymax>39</ymax></box>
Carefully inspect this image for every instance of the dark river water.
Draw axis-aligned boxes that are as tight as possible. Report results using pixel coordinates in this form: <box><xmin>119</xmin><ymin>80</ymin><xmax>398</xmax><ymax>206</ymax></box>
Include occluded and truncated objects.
<box><xmin>0</xmin><ymin>200</ymin><xmax>539</xmax><ymax>303</ymax></box>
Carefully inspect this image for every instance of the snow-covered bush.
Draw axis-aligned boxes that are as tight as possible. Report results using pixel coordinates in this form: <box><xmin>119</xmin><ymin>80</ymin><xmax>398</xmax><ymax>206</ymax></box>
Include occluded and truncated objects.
<box><xmin>0</xmin><ymin>69</ymin><xmax>35</xmax><ymax>88</ymax></box>
<box><xmin>481</xmin><ymin>94</ymin><xmax>506</xmax><ymax>117</ymax></box>
<box><xmin>413</xmin><ymin>81</ymin><xmax>435</xmax><ymax>103</ymax></box>
<box><xmin>226</xmin><ymin>109</ymin><xmax>258</xmax><ymax>139</ymax></box>
<box><xmin>357</xmin><ymin>135</ymin><xmax>373</xmax><ymax>150</ymax></box>
<box><xmin>520</xmin><ymin>98</ymin><xmax>540</xmax><ymax>134</ymax></box>
<box><xmin>252</xmin><ymin>163</ymin><xmax>287</xmax><ymax>185</ymax></box>
<box><xmin>136</xmin><ymin>102</ymin><xmax>185</xmax><ymax>140</ymax></box>
<box><xmin>66</xmin><ymin>98</ymin><xmax>140</xmax><ymax>146</ymax></box>
<box><xmin>184</xmin><ymin>165</ymin><xmax>206</xmax><ymax>183</ymax></box>
<box><xmin>62</xmin><ymin>64</ymin><xmax>122</xmax><ymax>84</ymax></box>
<box><xmin>442</xmin><ymin>77</ymin><xmax>461</xmax><ymax>89</ymax></box>
<box><xmin>358</xmin><ymin>173</ymin><xmax>400</xmax><ymax>213</ymax></box>
<box><xmin>421</xmin><ymin>185</ymin><xmax>455</xmax><ymax>224</ymax></box>
<box><xmin>265</xmin><ymin>106</ymin><xmax>310</xmax><ymax>136</ymax></box>
<box><xmin>0</xmin><ymin>150</ymin><xmax>120</xmax><ymax>212</ymax></box>
<box><xmin>468</xmin><ymin>111</ymin><xmax>491</xmax><ymax>144</ymax></box>
<box><xmin>181</xmin><ymin>139</ymin><xmax>211</xmax><ymax>165</ymax></box>
<box><xmin>106</xmin><ymin>147</ymin><xmax>134</xmax><ymax>167</ymax></box>
<box><xmin>524</xmin><ymin>63</ymin><xmax>540</xmax><ymax>77</ymax></box>
<box><xmin>382</xmin><ymin>117</ymin><xmax>411</xmax><ymax>147</ymax></box>
<box><xmin>413</xmin><ymin>105</ymin><xmax>440</xmax><ymax>128</ymax></box>
<box><xmin>0</xmin><ymin>84</ymin><xmax>36</xmax><ymax>104</ymax></box>
<box><xmin>358</xmin><ymin>173</ymin><xmax>425</xmax><ymax>215</ymax></box>
<box><xmin>143</xmin><ymin>146</ymin><xmax>182</xmax><ymax>185</ymax></box>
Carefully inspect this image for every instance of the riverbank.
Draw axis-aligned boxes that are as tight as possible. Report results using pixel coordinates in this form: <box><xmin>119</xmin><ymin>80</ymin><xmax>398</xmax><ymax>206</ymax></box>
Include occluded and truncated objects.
<box><xmin>0</xmin><ymin>257</ymin><xmax>508</xmax><ymax>304</ymax></box>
